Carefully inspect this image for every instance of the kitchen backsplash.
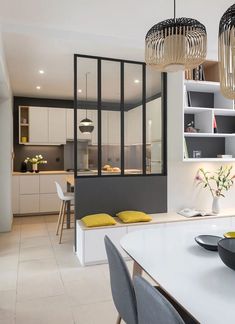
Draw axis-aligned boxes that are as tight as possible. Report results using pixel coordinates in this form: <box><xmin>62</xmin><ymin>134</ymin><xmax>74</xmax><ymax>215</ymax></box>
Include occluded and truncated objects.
<box><xmin>13</xmin><ymin>145</ymin><xmax>64</xmax><ymax>171</ymax></box>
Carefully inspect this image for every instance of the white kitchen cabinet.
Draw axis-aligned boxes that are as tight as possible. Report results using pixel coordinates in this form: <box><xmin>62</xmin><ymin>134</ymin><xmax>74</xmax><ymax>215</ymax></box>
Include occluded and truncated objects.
<box><xmin>146</xmin><ymin>98</ymin><xmax>162</xmax><ymax>142</ymax></box>
<box><xmin>12</xmin><ymin>176</ymin><xmax>19</xmax><ymax>214</ymax></box>
<box><xmin>90</xmin><ymin>110</ymin><xmax>98</xmax><ymax>145</ymax></box>
<box><xmin>29</xmin><ymin>107</ymin><xmax>48</xmax><ymax>143</ymax></box>
<box><xmin>39</xmin><ymin>193</ymin><xmax>60</xmax><ymax>212</ymax></box>
<box><xmin>66</xmin><ymin>109</ymin><xmax>74</xmax><ymax>140</ymax></box>
<box><xmin>101</xmin><ymin>111</ymin><xmax>120</xmax><ymax>145</ymax></box>
<box><xmin>40</xmin><ymin>174</ymin><xmax>66</xmax><ymax>194</ymax></box>
<box><xmin>126</xmin><ymin>105</ymin><xmax>142</xmax><ymax>145</ymax></box>
<box><xmin>20</xmin><ymin>194</ymin><xmax>40</xmax><ymax>214</ymax></box>
<box><xmin>48</xmin><ymin>108</ymin><xmax>66</xmax><ymax>144</ymax></box>
<box><xmin>19</xmin><ymin>175</ymin><xmax>39</xmax><ymax>195</ymax></box>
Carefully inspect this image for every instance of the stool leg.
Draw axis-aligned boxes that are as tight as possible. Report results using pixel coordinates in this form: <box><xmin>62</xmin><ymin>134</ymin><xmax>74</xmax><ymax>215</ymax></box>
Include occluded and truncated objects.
<box><xmin>56</xmin><ymin>201</ymin><xmax>64</xmax><ymax>235</ymax></box>
<box><xmin>59</xmin><ymin>201</ymin><xmax>66</xmax><ymax>244</ymax></box>
<box><xmin>116</xmin><ymin>315</ymin><xmax>121</xmax><ymax>324</ymax></box>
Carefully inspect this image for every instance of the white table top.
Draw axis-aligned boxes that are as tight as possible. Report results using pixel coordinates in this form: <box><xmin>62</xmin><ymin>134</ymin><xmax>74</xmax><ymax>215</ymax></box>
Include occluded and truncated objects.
<box><xmin>120</xmin><ymin>216</ymin><xmax>235</xmax><ymax>324</ymax></box>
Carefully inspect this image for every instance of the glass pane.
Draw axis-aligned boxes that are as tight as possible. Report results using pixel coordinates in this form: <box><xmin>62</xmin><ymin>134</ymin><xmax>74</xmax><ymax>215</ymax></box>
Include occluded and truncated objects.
<box><xmin>76</xmin><ymin>57</ymin><xmax>98</xmax><ymax>176</ymax></box>
<box><xmin>146</xmin><ymin>66</ymin><xmax>163</xmax><ymax>174</ymax></box>
<box><xmin>101</xmin><ymin>60</ymin><xmax>121</xmax><ymax>175</ymax></box>
<box><xmin>124</xmin><ymin>63</ymin><xmax>142</xmax><ymax>175</ymax></box>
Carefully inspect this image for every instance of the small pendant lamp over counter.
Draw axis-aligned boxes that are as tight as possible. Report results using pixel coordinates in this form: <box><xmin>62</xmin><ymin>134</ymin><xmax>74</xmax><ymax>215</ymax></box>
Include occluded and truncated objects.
<box><xmin>145</xmin><ymin>0</ymin><xmax>207</xmax><ymax>72</ymax></box>
<box><xmin>219</xmin><ymin>4</ymin><xmax>235</xmax><ymax>99</ymax></box>
<box><xmin>79</xmin><ymin>72</ymin><xmax>94</xmax><ymax>134</ymax></box>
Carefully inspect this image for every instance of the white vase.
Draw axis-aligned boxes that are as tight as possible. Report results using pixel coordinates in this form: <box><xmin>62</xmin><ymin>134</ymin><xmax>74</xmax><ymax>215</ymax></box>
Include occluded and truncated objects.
<box><xmin>212</xmin><ymin>196</ymin><xmax>220</xmax><ymax>214</ymax></box>
<box><xmin>32</xmin><ymin>164</ymin><xmax>38</xmax><ymax>172</ymax></box>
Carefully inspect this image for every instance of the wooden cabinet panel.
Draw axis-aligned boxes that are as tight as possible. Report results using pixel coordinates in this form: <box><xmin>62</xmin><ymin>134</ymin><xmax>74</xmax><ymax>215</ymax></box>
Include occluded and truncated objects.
<box><xmin>29</xmin><ymin>107</ymin><xmax>48</xmax><ymax>143</ymax></box>
<box><xmin>39</xmin><ymin>174</ymin><xmax>66</xmax><ymax>194</ymax></box>
<box><xmin>19</xmin><ymin>175</ymin><xmax>39</xmax><ymax>194</ymax></box>
<box><xmin>19</xmin><ymin>194</ymin><xmax>40</xmax><ymax>214</ymax></box>
<box><xmin>39</xmin><ymin>193</ymin><xmax>60</xmax><ymax>212</ymax></box>
<box><xmin>12</xmin><ymin>176</ymin><xmax>20</xmax><ymax>214</ymax></box>
<box><xmin>48</xmin><ymin>108</ymin><xmax>66</xmax><ymax>144</ymax></box>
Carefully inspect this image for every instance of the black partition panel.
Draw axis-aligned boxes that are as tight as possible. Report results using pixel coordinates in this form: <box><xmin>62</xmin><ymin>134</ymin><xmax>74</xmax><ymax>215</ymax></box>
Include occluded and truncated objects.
<box><xmin>75</xmin><ymin>175</ymin><xmax>167</xmax><ymax>219</ymax></box>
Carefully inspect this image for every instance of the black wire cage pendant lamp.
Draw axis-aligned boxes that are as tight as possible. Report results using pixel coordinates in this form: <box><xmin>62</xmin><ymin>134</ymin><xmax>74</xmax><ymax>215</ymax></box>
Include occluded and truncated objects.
<box><xmin>219</xmin><ymin>4</ymin><xmax>235</xmax><ymax>99</ymax></box>
<box><xmin>79</xmin><ymin>72</ymin><xmax>94</xmax><ymax>134</ymax></box>
<box><xmin>145</xmin><ymin>0</ymin><xmax>207</xmax><ymax>72</ymax></box>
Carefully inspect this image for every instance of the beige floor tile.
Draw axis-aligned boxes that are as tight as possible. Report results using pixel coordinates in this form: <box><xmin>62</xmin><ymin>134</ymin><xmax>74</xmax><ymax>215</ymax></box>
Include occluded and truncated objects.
<box><xmin>0</xmin><ymin>268</ymin><xmax>18</xmax><ymax>291</ymax></box>
<box><xmin>20</xmin><ymin>228</ymin><xmax>48</xmax><ymax>239</ymax></box>
<box><xmin>0</xmin><ymin>290</ymin><xmax>16</xmax><ymax>322</ymax></box>
<box><xmin>19</xmin><ymin>244</ymin><xmax>54</xmax><ymax>262</ymax></box>
<box><xmin>17</xmin><ymin>259</ymin><xmax>64</xmax><ymax>301</ymax></box>
<box><xmin>64</xmin><ymin>271</ymin><xmax>112</xmax><ymax>306</ymax></box>
<box><xmin>72</xmin><ymin>300</ymin><xmax>118</xmax><ymax>324</ymax></box>
<box><xmin>19</xmin><ymin>216</ymin><xmax>46</xmax><ymax>225</ymax></box>
<box><xmin>15</xmin><ymin>295</ymin><xmax>74</xmax><ymax>324</ymax></box>
<box><xmin>20</xmin><ymin>236</ymin><xmax>51</xmax><ymax>249</ymax></box>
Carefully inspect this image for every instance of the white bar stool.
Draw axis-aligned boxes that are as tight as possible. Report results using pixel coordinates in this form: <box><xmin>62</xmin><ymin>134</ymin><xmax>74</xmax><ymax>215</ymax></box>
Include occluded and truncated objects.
<box><xmin>55</xmin><ymin>182</ymin><xmax>74</xmax><ymax>244</ymax></box>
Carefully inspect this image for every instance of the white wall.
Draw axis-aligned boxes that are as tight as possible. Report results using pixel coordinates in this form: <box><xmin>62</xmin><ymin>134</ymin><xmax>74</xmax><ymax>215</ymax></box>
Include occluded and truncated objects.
<box><xmin>167</xmin><ymin>72</ymin><xmax>235</xmax><ymax>212</ymax></box>
<box><xmin>0</xmin><ymin>32</ymin><xmax>13</xmax><ymax>232</ymax></box>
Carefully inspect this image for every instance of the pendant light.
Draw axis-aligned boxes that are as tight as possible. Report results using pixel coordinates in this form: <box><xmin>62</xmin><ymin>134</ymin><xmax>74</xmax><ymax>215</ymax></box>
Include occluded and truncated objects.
<box><xmin>145</xmin><ymin>0</ymin><xmax>207</xmax><ymax>72</ymax></box>
<box><xmin>79</xmin><ymin>72</ymin><xmax>94</xmax><ymax>134</ymax></box>
<box><xmin>219</xmin><ymin>4</ymin><xmax>235</xmax><ymax>99</ymax></box>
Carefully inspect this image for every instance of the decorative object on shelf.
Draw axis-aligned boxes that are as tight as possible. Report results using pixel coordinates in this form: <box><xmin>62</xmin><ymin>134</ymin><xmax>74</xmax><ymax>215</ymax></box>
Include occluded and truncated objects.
<box><xmin>183</xmin><ymin>138</ymin><xmax>189</xmax><ymax>159</ymax></box>
<box><xmin>185</xmin><ymin>121</ymin><xmax>199</xmax><ymax>133</ymax></box>
<box><xmin>219</xmin><ymin>4</ymin><xmax>235</xmax><ymax>99</ymax></box>
<box><xmin>196</xmin><ymin>166</ymin><xmax>235</xmax><ymax>214</ymax></box>
<box><xmin>217</xmin><ymin>154</ymin><xmax>233</xmax><ymax>159</ymax></box>
<box><xmin>24</xmin><ymin>155</ymin><xmax>47</xmax><ymax>173</ymax></box>
<box><xmin>79</xmin><ymin>72</ymin><xmax>94</xmax><ymax>134</ymax></box>
<box><xmin>145</xmin><ymin>0</ymin><xmax>207</xmax><ymax>71</ymax></box>
<box><xmin>193</xmin><ymin>150</ymin><xmax>202</xmax><ymax>159</ymax></box>
<box><xmin>20</xmin><ymin>161</ymin><xmax>27</xmax><ymax>173</ymax></box>
<box><xmin>213</xmin><ymin>116</ymin><xmax>218</xmax><ymax>133</ymax></box>
<box><xmin>21</xmin><ymin>136</ymin><xmax>28</xmax><ymax>143</ymax></box>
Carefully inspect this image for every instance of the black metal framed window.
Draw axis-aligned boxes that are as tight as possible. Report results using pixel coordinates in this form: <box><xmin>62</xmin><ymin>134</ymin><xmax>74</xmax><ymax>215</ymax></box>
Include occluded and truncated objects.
<box><xmin>74</xmin><ymin>54</ymin><xmax>167</xmax><ymax>178</ymax></box>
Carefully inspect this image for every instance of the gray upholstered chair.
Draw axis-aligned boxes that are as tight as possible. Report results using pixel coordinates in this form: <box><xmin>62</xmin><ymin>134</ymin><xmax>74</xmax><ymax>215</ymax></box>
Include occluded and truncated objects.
<box><xmin>133</xmin><ymin>276</ymin><xmax>185</xmax><ymax>324</ymax></box>
<box><xmin>104</xmin><ymin>235</ymin><xmax>138</xmax><ymax>324</ymax></box>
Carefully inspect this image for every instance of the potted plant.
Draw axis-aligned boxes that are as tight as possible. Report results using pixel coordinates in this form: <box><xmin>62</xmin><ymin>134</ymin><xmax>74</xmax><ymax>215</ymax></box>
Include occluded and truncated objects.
<box><xmin>196</xmin><ymin>166</ymin><xmax>235</xmax><ymax>214</ymax></box>
<box><xmin>24</xmin><ymin>155</ymin><xmax>47</xmax><ymax>173</ymax></box>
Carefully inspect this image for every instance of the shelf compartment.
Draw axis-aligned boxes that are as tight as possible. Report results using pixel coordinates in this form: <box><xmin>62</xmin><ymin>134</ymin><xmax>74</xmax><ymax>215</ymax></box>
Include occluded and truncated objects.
<box><xmin>183</xmin><ymin>158</ymin><xmax>235</xmax><ymax>162</ymax></box>
<box><xmin>185</xmin><ymin>80</ymin><xmax>220</xmax><ymax>93</ymax></box>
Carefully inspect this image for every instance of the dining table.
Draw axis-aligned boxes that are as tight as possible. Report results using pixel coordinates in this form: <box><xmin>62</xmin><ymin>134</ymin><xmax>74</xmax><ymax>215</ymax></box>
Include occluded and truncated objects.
<box><xmin>120</xmin><ymin>216</ymin><xmax>235</xmax><ymax>324</ymax></box>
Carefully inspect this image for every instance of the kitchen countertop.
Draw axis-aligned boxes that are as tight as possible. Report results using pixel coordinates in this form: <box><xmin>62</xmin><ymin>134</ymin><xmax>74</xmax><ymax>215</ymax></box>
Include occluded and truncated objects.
<box><xmin>12</xmin><ymin>171</ymin><xmax>74</xmax><ymax>175</ymax></box>
<box><xmin>12</xmin><ymin>169</ymin><xmax>142</xmax><ymax>176</ymax></box>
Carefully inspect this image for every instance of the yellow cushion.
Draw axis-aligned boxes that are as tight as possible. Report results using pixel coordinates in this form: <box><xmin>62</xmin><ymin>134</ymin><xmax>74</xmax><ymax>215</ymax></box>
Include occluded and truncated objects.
<box><xmin>116</xmin><ymin>211</ymin><xmax>152</xmax><ymax>223</ymax></box>
<box><xmin>81</xmin><ymin>213</ymin><xmax>117</xmax><ymax>227</ymax></box>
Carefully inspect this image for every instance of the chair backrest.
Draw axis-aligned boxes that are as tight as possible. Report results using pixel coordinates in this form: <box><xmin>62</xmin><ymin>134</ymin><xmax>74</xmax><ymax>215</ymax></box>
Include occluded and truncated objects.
<box><xmin>104</xmin><ymin>236</ymin><xmax>138</xmax><ymax>324</ymax></box>
<box><xmin>133</xmin><ymin>276</ymin><xmax>185</xmax><ymax>324</ymax></box>
<box><xmin>55</xmin><ymin>181</ymin><xmax>65</xmax><ymax>200</ymax></box>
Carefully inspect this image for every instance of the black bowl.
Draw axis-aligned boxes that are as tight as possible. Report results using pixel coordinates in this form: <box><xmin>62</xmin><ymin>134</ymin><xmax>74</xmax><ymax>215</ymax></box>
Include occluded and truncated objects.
<box><xmin>195</xmin><ymin>235</ymin><xmax>222</xmax><ymax>251</ymax></box>
<box><xmin>218</xmin><ymin>238</ymin><xmax>235</xmax><ymax>271</ymax></box>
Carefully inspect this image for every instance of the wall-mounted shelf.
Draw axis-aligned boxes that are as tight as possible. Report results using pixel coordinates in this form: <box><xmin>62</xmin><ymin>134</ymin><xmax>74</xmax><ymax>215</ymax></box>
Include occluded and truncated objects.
<box><xmin>183</xmin><ymin>62</ymin><xmax>235</xmax><ymax>162</ymax></box>
<box><xmin>19</xmin><ymin>106</ymin><xmax>29</xmax><ymax>144</ymax></box>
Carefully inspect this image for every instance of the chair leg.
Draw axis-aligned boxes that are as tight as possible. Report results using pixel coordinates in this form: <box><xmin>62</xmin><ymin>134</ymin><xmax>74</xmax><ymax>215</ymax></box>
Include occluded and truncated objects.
<box><xmin>59</xmin><ymin>201</ymin><xmax>66</xmax><ymax>244</ymax></box>
<box><xmin>116</xmin><ymin>315</ymin><xmax>121</xmax><ymax>324</ymax></box>
<box><xmin>56</xmin><ymin>201</ymin><xmax>64</xmax><ymax>235</ymax></box>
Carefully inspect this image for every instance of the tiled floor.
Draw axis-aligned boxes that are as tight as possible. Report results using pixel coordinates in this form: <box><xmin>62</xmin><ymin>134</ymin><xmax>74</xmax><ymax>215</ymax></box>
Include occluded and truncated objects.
<box><xmin>0</xmin><ymin>215</ymin><xmax>126</xmax><ymax>324</ymax></box>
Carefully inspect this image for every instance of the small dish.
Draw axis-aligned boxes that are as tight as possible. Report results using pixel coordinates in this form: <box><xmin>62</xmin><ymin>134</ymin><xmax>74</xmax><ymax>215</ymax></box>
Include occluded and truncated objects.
<box><xmin>224</xmin><ymin>232</ymin><xmax>235</xmax><ymax>238</ymax></box>
<box><xmin>195</xmin><ymin>235</ymin><xmax>223</xmax><ymax>251</ymax></box>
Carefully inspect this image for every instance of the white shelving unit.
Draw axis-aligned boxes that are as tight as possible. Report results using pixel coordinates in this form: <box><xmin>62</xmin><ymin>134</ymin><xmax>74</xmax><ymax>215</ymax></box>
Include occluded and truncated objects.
<box><xmin>183</xmin><ymin>77</ymin><xmax>235</xmax><ymax>162</ymax></box>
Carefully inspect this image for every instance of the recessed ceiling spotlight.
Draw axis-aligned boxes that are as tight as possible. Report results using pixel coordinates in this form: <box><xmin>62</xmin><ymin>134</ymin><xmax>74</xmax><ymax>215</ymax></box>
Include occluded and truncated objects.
<box><xmin>36</xmin><ymin>86</ymin><xmax>41</xmax><ymax>90</ymax></box>
<box><xmin>39</xmin><ymin>70</ymin><xmax>45</xmax><ymax>74</ymax></box>
<box><xmin>78</xmin><ymin>89</ymin><xmax>82</xmax><ymax>93</ymax></box>
<box><xmin>134</xmin><ymin>79</ymin><xmax>140</xmax><ymax>84</ymax></box>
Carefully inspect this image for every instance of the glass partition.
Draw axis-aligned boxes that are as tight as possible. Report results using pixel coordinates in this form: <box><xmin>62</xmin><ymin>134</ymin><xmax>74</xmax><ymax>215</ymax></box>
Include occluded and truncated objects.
<box><xmin>101</xmin><ymin>60</ymin><xmax>121</xmax><ymax>175</ymax></box>
<box><xmin>74</xmin><ymin>54</ymin><xmax>166</xmax><ymax>177</ymax></box>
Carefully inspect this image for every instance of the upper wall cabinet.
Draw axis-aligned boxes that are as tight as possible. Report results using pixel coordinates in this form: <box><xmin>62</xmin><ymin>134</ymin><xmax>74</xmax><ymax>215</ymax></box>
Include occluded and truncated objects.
<box><xmin>19</xmin><ymin>106</ymin><xmax>66</xmax><ymax>145</ymax></box>
<box><xmin>48</xmin><ymin>108</ymin><xmax>66</xmax><ymax>144</ymax></box>
<box><xmin>29</xmin><ymin>107</ymin><xmax>48</xmax><ymax>143</ymax></box>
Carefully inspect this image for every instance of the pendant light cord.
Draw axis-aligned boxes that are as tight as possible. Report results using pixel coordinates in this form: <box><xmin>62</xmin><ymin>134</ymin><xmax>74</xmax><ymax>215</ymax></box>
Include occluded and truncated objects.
<box><xmin>174</xmin><ymin>0</ymin><xmax>176</xmax><ymax>22</ymax></box>
<box><xmin>85</xmin><ymin>72</ymin><xmax>89</xmax><ymax>119</ymax></box>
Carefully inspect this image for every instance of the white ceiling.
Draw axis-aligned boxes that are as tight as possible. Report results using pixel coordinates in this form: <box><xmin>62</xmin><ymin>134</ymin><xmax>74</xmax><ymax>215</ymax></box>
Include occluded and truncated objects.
<box><xmin>0</xmin><ymin>0</ymin><xmax>233</xmax><ymax>99</ymax></box>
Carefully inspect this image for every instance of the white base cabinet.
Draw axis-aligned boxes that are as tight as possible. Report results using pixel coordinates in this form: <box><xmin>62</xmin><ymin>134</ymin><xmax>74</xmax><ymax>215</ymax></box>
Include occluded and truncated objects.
<box><xmin>12</xmin><ymin>173</ymin><xmax>68</xmax><ymax>215</ymax></box>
